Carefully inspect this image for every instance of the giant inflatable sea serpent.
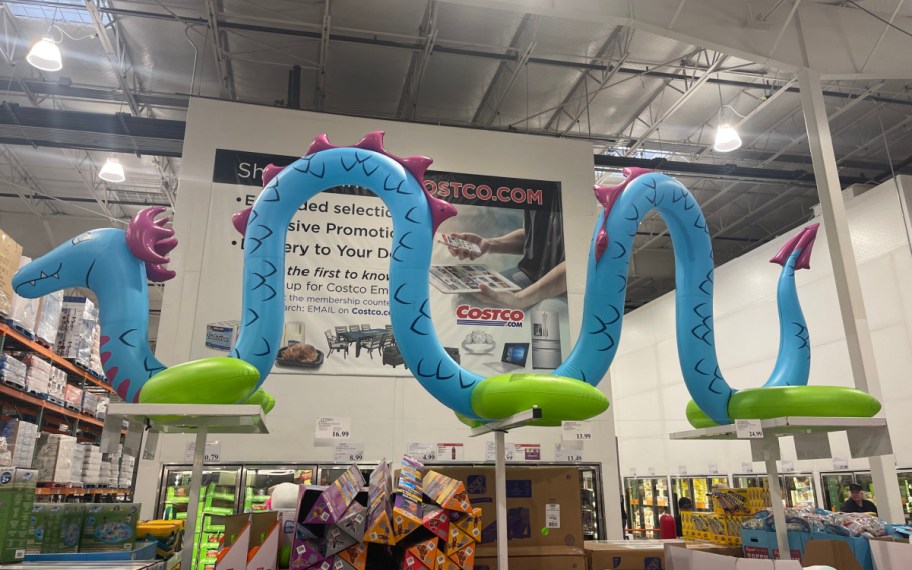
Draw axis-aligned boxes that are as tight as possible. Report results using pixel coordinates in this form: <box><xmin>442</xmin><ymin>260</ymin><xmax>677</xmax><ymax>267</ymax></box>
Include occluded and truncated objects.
<box><xmin>12</xmin><ymin>131</ymin><xmax>881</xmax><ymax>426</ymax></box>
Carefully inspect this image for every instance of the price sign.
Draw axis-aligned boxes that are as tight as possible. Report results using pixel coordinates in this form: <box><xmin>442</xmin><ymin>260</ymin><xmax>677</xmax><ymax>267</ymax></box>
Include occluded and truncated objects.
<box><xmin>554</xmin><ymin>442</ymin><xmax>584</xmax><ymax>462</ymax></box>
<box><xmin>185</xmin><ymin>441</ymin><xmax>221</xmax><ymax>462</ymax></box>
<box><xmin>678</xmin><ymin>465</ymin><xmax>687</xmax><ymax>475</ymax></box>
<box><xmin>333</xmin><ymin>443</ymin><xmax>364</xmax><ymax>463</ymax></box>
<box><xmin>515</xmin><ymin>444</ymin><xmax>541</xmax><ymax>462</ymax></box>
<box><xmin>315</xmin><ymin>417</ymin><xmax>351</xmax><ymax>446</ymax></box>
<box><xmin>407</xmin><ymin>443</ymin><xmax>437</xmax><ymax>462</ymax></box>
<box><xmin>781</xmin><ymin>460</ymin><xmax>795</xmax><ymax>473</ymax></box>
<box><xmin>436</xmin><ymin>443</ymin><xmax>464</xmax><ymax>462</ymax></box>
<box><xmin>485</xmin><ymin>441</ymin><xmax>515</xmax><ymax>461</ymax></box>
<box><xmin>735</xmin><ymin>419</ymin><xmax>764</xmax><ymax>439</ymax></box>
<box><xmin>561</xmin><ymin>421</ymin><xmax>593</xmax><ymax>441</ymax></box>
<box><xmin>708</xmin><ymin>464</ymin><xmax>719</xmax><ymax>475</ymax></box>
<box><xmin>833</xmin><ymin>457</ymin><xmax>849</xmax><ymax>470</ymax></box>
<box><xmin>647</xmin><ymin>467</ymin><xmax>656</xmax><ymax>476</ymax></box>
<box><xmin>627</xmin><ymin>468</ymin><xmax>637</xmax><ymax>477</ymax></box>
<box><xmin>741</xmin><ymin>462</ymin><xmax>754</xmax><ymax>473</ymax></box>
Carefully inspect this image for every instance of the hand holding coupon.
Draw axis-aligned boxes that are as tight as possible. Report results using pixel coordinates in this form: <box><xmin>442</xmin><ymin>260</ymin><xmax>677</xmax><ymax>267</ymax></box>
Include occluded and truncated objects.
<box><xmin>439</xmin><ymin>233</ymin><xmax>485</xmax><ymax>259</ymax></box>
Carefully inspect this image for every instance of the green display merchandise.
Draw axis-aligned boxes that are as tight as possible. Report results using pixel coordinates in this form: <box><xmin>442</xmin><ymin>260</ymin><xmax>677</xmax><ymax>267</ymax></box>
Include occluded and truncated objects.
<box><xmin>28</xmin><ymin>504</ymin><xmax>84</xmax><ymax>554</ymax></box>
<box><xmin>80</xmin><ymin>503</ymin><xmax>140</xmax><ymax>551</ymax></box>
<box><xmin>0</xmin><ymin>468</ymin><xmax>38</xmax><ymax>563</ymax></box>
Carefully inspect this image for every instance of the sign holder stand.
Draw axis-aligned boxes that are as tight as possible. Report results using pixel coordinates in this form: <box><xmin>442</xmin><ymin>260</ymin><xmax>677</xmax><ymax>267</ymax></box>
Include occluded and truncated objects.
<box><xmin>106</xmin><ymin>404</ymin><xmax>269</xmax><ymax>570</ymax></box>
<box><xmin>469</xmin><ymin>407</ymin><xmax>543</xmax><ymax>570</ymax></box>
<box><xmin>670</xmin><ymin>416</ymin><xmax>891</xmax><ymax>560</ymax></box>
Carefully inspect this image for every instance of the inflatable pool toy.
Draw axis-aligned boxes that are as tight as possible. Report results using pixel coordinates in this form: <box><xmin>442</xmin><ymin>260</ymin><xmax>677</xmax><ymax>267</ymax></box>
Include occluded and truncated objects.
<box><xmin>13</xmin><ymin>132</ymin><xmax>882</xmax><ymax>427</ymax></box>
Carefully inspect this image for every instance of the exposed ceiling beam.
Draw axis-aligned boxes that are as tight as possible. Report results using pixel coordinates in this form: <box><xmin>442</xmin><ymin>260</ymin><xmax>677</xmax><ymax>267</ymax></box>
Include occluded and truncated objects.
<box><xmin>206</xmin><ymin>0</ymin><xmax>236</xmax><ymax>100</ymax></box>
<box><xmin>0</xmin><ymin>7</ymin><xmax>40</xmax><ymax>106</ymax></box>
<box><xmin>541</xmin><ymin>26</ymin><xmax>627</xmax><ymax>133</ymax></box>
<box><xmin>471</xmin><ymin>14</ymin><xmax>538</xmax><ymax>127</ymax></box>
<box><xmin>0</xmin><ymin>145</ymin><xmax>58</xmax><ymax>221</ymax></box>
<box><xmin>314</xmin><ymin>0</ymin><xmax>332</xmax><ymax>111</ymax></box>
<box><xmin>397</xmin><ymin>0</ymin><xmax>439</xmax><ymax>120</ymax></box>
<box><xmin>0</xmin><ymin>77</ymin><xmax>190</xmax><ymax>108</ymax></box>
<box><xmin>624</xmin><ymin>53</ymin><xmax>728</xmax><ymax>157</ymax></box>
<box><xmin>84</xmin><ymin>0</ymin><xmax>141</xmax><ymax>116</ymax></box>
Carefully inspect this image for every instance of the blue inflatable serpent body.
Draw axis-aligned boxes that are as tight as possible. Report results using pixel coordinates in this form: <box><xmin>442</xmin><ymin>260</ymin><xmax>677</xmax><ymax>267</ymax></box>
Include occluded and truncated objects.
<box><xmin>13</xmin><ymin>132</ymin><xmax>881</xmax><ymax>426</ymax></box>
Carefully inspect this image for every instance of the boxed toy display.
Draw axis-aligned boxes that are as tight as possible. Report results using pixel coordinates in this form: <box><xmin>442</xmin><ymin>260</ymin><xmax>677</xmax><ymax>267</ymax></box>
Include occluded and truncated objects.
<box><xmin>79</xmin><ymin>503</ymin><xmax>140</xmax><ymax>551</ymax></box>
<box><xmin>0</xmin><ymin>228</ymin><xmax>23</xmax><ymax>317</ymax></box>
<box><xmin>712</xmin><ymin>487</ymin><xmax>770</xmax><ymax>516</ymax></box>
<box><xmin>27</xmin><ymin>504</ymin><xmax>85</xmax><ymax>554</ymax></box>
<box><xmin>0</xmin><ymin>467</ymin><xmax>38</xmax><ymax>562</ymax></box>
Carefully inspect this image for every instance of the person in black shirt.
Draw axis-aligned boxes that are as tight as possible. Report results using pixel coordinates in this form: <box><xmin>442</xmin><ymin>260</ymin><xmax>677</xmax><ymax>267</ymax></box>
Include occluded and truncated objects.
<box><xmin>674</xmin><ymin>497</ymin><xmax>693</xmax><ymax>538</ymax></box>
<box><xmin>841</xmin><ymin>483</ymin><xmax>878</xmax><ymax>515</ymax></box>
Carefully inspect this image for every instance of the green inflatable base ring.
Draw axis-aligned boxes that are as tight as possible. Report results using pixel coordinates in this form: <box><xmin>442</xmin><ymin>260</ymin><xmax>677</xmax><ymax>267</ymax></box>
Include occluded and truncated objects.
<box><xmin>471</xmin><ymin>373</ymin><xmax>609</xmax><ymax>426</ymax></box>
<box><xmin>454</xmin><ymin>412</ymin><xmax>486</xmax><ymax>429</ymax></box>
<box><xmin>686</xmin><ymin>386</ymin><xmax>882</xmax><ymax>428</ymax></box>
<box><xmin>138</xmin><ymin>357</ymin><xmax>260</xmax><ymax>406</ymax></box>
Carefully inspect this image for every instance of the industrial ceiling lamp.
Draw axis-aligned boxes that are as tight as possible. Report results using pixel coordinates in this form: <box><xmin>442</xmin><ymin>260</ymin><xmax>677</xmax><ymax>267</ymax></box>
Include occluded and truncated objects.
<box><xmin>713</xmin><ymin>105</ymin><xmax>743</xmax><ymax>153</ymax></box>
<box><xmin>26</xmin><ymin>37</ymin><xmax>62</xmax><ymax>72</ymax></box>
<box><xmin>98</xmin><ymin>157</ymin><xmax>126</xmax><ymax>183</ymax></box>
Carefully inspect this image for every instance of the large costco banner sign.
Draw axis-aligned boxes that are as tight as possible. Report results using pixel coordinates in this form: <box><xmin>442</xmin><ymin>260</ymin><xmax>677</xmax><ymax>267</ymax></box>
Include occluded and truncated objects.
<box><xmin>200</xmin><ymin>149</ymin><xmax>570</xmax><ymax>377</ymax></box>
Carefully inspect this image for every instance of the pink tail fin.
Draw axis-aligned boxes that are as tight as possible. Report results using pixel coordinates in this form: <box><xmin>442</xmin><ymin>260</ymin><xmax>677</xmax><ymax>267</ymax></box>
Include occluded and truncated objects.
<box><xmin>770</xmin><ymin>223</ymin><xmax>820</xmax><ymax>269</ymax></box>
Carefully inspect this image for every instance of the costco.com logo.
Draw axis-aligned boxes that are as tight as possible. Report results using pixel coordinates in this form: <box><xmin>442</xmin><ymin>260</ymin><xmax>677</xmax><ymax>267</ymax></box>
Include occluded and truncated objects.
<box><xmin>456</xmin><ymin>305</ymin><xmax>524</xmax><ymax>327</ymax></box>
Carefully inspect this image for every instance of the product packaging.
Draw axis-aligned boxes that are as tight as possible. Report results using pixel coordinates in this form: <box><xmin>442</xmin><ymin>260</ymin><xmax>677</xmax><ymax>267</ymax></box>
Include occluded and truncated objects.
<box><xmin>79</xmin><ymin>502</ymin><xmax>140</xmax><ymax>551</ymax></box>
<box><xmin>0</xmin><ymin>354</ymin><xmax>27</xmax><ymax>389</ymax></box>
<box><xmin>55</xmin><ymin>296</ymin><xmax>98</xmax><ymax>366</ymax></box>
<box><xmin>206</xmin><ymin>321</ymin><xmax>241</xmax><ymax>351</ymax></box>
<box><xmin>392</xmin><ymin>455</ymin><xmax>424</xmax><ymax>543</ymax></box>
<box><xmin>9</xmin><ymin>256</ymin><xmax>39</xmax><ymax>334</ymax></box>
<box><xmin>33</xmin><ymin>433</ymin><xmax>77</xmax><ymax>482</ymax></box>
<box><xmin>364</xmin><ymin>459</ymin><xmax>394</xmax><ymax>545</ymax></box>
<box><xmin>0</xmin><ymin>228</ymin><xmax>23</xmax><ymax>317</ymax></box>
<box><xmin>34</xmin><ymin>290</ymin><xmax>63</xmax><ymax>347</ymax></box>
<box><xmin>0</xmin><ymin>420</ymin><xmax>37</xmax><ymax>468</ymax></box>
<box><xmin>0</xmin><ymin>467</ymin><xmax>38</xmax><ymax>562</ymax></box>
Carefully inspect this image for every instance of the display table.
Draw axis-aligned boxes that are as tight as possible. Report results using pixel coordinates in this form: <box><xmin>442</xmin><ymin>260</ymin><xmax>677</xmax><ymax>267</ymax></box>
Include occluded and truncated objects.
<box><xmin>105</xmin><ymin>404</ymin><xmax>269</xmax><ymax>570</ymax></box>
<box><xmin>469</xmin><ymin>407</ymin><xmax>543</xmax><ymax>570</ymax></box>
<box><xmin>670</xmin><ymin>416</ymin><xmax>892</xmax><ymax>560</ymax></box>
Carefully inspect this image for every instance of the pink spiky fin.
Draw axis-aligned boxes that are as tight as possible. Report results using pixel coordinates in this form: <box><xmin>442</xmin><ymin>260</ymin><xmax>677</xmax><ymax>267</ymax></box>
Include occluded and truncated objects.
<box><xmin>429</xmin><ymin>196</ymin><xmax>457</xmax><ymax>234</ymax></box>
<box><xmin>770</xmin><ymin>223</ymin><xmax>820</xmax><ymax>269</ymax></box>
<box><xmin>593</xmin><ymin>167</ymin><xmax>653</xmax><ymax>261</ymax></box>
<box><xmin>354</xmin><ymin>131</ymin><xmax>386</xmax><ymax>152</ymax></box>
<box><xmin>262</xmin><ymin>164</ymin><xmax>285</xmax><ymax>187</ymax></box>
<box><xmin>402</xmin><ymin>156</ymin><xmax>433</xmax><ymax>184</ymax></box>
<box><xmin>232</xmin><ymin>207</ymin><xmax>252</xmax><ymax>237</ymax></box>
<box><xmin>307</xmin><ymin>133</ymin><xmax>337</xmax><ymax>155</ymax></box>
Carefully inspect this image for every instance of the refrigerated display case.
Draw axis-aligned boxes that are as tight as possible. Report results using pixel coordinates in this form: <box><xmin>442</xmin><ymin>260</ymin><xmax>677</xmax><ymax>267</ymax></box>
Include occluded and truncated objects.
<box><xmin>899</xmin><ymin>470</ymin><xmax>912</xmax><ymax>524</ymax></box>
<box><xmin>821</xmin><ymin>471</ymin><xmax>876</xmax><ymax>512</ymax></box>
<box><xmin>732</xmin><ymin>475</ymin><xmax>769</xmax><ymax>489</ymax></box>
<box><xmin>317</xmin><ymin>464</ymin><xmax>376</xmax><ymax>486</ymax></box>
<box><xmin>242</xmin><ymin>465</ymin><xmax>316</xmax><ymax>512</ymax></box>
<box><xmin>670</xmin><ymin>475</ymin><xmax>729</xmax><ymax>513</ymax></box>
<box><xmin>157</xmin><ymin>465</ymin><xmax>242</xmax><ymax>570</ymax></box>
<box><xmin>579</xmin><ymin>465</ymin><xmax>605</xmax><ymax>540</ymax></box>
<box><xmin>624</xmin><ymin>476</ymin><xmax>670</xmax><ymax>538</ymax></box>
<box><xmin>784</xmin><ymin>473</ymin><xmax>817</xmax><ymax>507</ymax></box>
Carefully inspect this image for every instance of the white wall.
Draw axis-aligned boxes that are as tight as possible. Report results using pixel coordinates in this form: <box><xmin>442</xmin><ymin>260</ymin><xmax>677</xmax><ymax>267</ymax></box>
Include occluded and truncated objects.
<box><xmin>612</xmin><ymin>177</ymin><xmax>912</xmax><ymax>482</ymax></box>
<box><xmin>140</xmin><ymin>98</ymin><xmax>623</xmax><ymax>536</ymax></box>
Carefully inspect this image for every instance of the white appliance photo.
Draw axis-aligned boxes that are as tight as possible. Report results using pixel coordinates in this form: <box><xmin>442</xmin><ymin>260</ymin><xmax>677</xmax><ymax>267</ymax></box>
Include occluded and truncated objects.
<box><xmin>530</xmin><ymin>309</ymin><xmax>562</xmax><ymax>369</ymax></box>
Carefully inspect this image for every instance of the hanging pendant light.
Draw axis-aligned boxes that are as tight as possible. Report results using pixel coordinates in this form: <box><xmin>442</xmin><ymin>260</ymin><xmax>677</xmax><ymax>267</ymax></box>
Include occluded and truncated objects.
<box><xmin>713</xmin><ymin>123</ymin><xmax>742</xmax><ymax>153</ymax></box>
<box><xmin>98</xmin><ymin>157</ymin><xmax>126</xmax><ymax>183</ymax></box>
<box><xmin>26</xmin><ymin>37</ymin><xmax>62</xmax><ymax>72</ymax></box>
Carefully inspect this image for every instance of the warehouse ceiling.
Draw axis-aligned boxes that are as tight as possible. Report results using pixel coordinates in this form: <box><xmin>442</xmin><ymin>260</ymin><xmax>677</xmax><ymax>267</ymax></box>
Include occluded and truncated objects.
<box><xmin>2</xmin><ymin>1</ymin><xmax>912</xmax><ymax>310</ymax></box>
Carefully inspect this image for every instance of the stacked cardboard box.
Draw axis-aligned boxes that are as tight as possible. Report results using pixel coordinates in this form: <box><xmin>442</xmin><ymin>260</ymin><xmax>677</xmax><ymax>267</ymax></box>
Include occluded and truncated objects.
<box><xmin>8</xmin><ymin>256</ymin><xmax>39</xmax><ymax>335</ymax></box>
<box><xmin>47</xmin><ymin>367</ymin><xmax>67</xmax><ymax>405</ymax></box>
<box><xmin>712</xmin><ymin>488</ymin><xmax>771</xmax><ymax>516</ymax></box>
<box><xmin>64</xmin><ymin>384</ymin><xmax>83</xmax><ymax>412</ymax></box>
<box><xmin>79</xmin><ymin>503</ymin><xmax>140</xmax><ymax>551</ymax></box>
<box><xmin>0</xmin><ymin>420</ymin><xmax>38</xmax><ymax>468</ymax></box>
<box><xmin>81</xmin><ymin>444</ymin><xmax>103</xmax><ymax>485</ymax></box>
<box><xmin>33</xmin><ymin>433</ymin><xmax>78</xmax><ymax>483</ymax></box>
<box><xmin>0</xmin><ymin>354</ymin><xmax>27</xmax><ymax>389</ymax></box>
<box><xmin>56</xmin><ymin>297</ymin><xmax>98</xmax><ymax>366</ymax></box>
<box><xmin>27</xmin><ymin>503</ymin><xmax>85</xmax><ymax>554</ymax></box>
<box><xmin>82</xmin><ymin>391</ymin><xmax>100</xmax><ymax>417</ymax></box>
<box><xmin>214</xmin><ymin>512</ymin><xmax>281</xmax><ymax>570</ymax></box>
<box><xmin>118</xmin><ymin>454</ymin><xmax>135</xmax><ymax>487</ymax></box>
<box><xmin>95</xmin><ymin>396</ymin><xmax>109</xmax><ymax>420</ymax></box>
<box><xmin>0</xmin><ymin>467</ymin><xmax>38</xmax><ymax>562</ymax></box>
<box><xmin>0</xmin><ymin>228</ymin><xmax>23</xmax><ymax>318</ymax></box>
<box><xmin>682</xmin><ymin>511</ymin><xmax>753</xmax><ymax>546</ymax></box>
<box><xmin>21</xmin><ymin>354</ymin><xmax>51</xmax><ymax>397</ymax></box>
<box><xmin>89</xmin><ymin>323</ymin><xmax>104</xmax><ymax>379</ymax></box>
<box><xmin>34</xmin><ymin>290</ymin><xmax>63</xmax><ymax>347</ymax></box>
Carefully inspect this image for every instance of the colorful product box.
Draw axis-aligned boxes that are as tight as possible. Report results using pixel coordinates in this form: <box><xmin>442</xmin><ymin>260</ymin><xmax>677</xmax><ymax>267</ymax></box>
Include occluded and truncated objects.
<box><xmin>392</xmin><ymin>456</ymin><xmax>424</xmax><ymax>543</ymax></box>
<box><xmin>305</xmin><ymin>466</ymin><xmax>364</xmax><ymax>525</ymax></box>
<box><xmin>712</xmin><ymin>487</ymin><xmax>770</xmax><ymax>515</ymax></box>
<box><xmin>0</xmin><ymin>468</ymin><xmax>38</xmax><ymax>563</ymax></box>
<box><xmin>80</xmin><ymin>503</ymin><xmax>140</xmax><ymax>551</ymax></box>
<box><xmin>28</xmin><ymin>504</ymin><xmax>84</xmax><ymax>554</ymax></box>
<box><xmin>449</xmin><ymin>507</ymin><xmax>482</xmax><ymax>543</ymax></box>
<box><xmin>365</xmin><ymin>460</ymin><xmax>394</xmax><ymax>545</ymax></box>
<box><xmin>422</xmin><ymin>471</ymin><xmax>472</xmax><ymax>513</ymax></box>
<box><xmin>421</xmin><ymin>506</ymin><xmax>450</xmax><ymax>541</ymax></box>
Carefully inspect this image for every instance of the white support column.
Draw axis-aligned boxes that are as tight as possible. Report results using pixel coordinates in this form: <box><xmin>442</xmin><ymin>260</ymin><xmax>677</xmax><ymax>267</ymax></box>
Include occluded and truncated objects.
<box><xmin>797</xmin><ymin>68</ymin><xmax>904</xmax><ymax>523</ymax></box>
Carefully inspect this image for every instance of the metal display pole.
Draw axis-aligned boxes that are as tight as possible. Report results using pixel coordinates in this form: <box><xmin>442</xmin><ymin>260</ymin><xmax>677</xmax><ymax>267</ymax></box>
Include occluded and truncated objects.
<box><xmin>105</xmin><ymin>404</ymin><xmax>269</xmax><ymax>570</ymax></box>
<box><xmin>763</xmin><ymin>448</ymin><xmax>790</xmax><ymax>560</ymax></box>
<box><xmin>470</xmin><ymin>407</ymin><xmax>543</xmax><ymax>570</ymax></box>
<box><xmin>184</xmin><ymin>427</ymin><xmax>209</xmax><ymax>570</ymax></box>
